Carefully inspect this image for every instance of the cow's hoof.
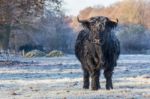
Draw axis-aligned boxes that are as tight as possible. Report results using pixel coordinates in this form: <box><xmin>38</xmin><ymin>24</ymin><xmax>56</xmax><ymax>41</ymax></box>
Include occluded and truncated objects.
<box><xmin>91</xmin><ymin>87</ymin><xmax>99</xmax><ymax>90</ymax></box>
<box><xmin>106</xmin><ymin>86</ymin><xmax>113</xmax><ymax>90</ymax></box>
<box><xmin>83</xmin><ymin>86</ymin><xmax>89</xmax><ymax>89</ymax></box>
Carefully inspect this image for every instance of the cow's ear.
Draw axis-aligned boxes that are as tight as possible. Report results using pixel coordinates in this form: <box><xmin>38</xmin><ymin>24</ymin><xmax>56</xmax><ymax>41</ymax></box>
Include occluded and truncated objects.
<box><xmin>106</xmin><ymin>19</ymin><xmax>118</xmax><ymax>28</ymax></box>
<box><xmin>77</xmin><ymin>16</ymin><xmax>90</xmax><ymax>29</ymax></box>
<box><xmin>81</xmin><ymin>21</ymin><xmax>90</xmax><ymax>29</ymax></box>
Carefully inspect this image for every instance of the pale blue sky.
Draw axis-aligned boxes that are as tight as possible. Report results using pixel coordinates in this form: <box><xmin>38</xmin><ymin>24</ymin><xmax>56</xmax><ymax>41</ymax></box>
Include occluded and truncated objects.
<box><xmin>63</xmin><ymin>0</ymin><xmax>122</xmax><ymax>16</ymax></box>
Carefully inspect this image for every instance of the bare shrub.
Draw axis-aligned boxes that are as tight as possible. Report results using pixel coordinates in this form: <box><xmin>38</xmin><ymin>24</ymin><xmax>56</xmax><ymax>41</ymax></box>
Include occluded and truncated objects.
<box><xmin>116</xmin><ymin>24</ymin><xmax>150</xmax><ymax>54</ymax></box>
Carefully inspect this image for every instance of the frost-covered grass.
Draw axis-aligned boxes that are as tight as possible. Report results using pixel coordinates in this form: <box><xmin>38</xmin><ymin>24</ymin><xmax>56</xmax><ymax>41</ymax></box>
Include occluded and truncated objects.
<box><xmin>0</xmin><ymin>55</ymin><xmax>150</xmax><ymax>99</ymax></box>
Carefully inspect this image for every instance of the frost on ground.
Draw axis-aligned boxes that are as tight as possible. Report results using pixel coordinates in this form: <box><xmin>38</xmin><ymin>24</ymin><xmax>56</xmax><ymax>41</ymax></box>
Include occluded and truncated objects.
<box><xmin>0</xmin><ymin>55</ymin><xmax>150</xmax><ymax>99</ymax></box>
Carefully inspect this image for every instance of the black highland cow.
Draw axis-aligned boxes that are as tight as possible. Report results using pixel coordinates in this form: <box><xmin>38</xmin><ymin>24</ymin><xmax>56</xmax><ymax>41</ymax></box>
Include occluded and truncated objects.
<box><xmin>75</xmin><ymin>16</ymin><xmax>120</xmax><ymax>90</ymax></box>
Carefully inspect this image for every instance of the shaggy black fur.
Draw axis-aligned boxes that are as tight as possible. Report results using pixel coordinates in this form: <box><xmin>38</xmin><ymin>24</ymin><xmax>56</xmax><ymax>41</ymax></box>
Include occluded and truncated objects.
<box><xmin>75</xmin><ymin>16</ymin><xmax>120</xmax><ymax>90</ymax></box>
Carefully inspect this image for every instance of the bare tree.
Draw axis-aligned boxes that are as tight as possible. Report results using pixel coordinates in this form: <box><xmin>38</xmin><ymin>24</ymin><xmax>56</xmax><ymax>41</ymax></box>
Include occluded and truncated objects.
<box><xmin>0</xmin><ymin>0</ymin><xmax>62</xmax><ymax>51</ymax></box>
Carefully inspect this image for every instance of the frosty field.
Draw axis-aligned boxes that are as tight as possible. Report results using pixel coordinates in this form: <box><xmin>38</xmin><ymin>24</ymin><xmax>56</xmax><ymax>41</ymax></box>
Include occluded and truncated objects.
<box><xmin>0</xmin><ymin>55</ymin><xmax>150</xmax><ymax>99</ymax></box>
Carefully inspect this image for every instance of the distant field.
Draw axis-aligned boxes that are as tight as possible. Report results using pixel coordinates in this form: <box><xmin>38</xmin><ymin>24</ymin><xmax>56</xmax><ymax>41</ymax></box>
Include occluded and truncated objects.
<box><xmin>0</xmin><ymin>55</ymin><xmax>150</xmax><ymax>99</ymax></box>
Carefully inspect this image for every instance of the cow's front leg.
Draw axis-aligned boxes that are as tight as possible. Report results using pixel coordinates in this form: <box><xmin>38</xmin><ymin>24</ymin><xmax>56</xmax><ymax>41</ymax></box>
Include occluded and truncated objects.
<box><xmin>83</xmin><ymin>69</ymin><xmax>90</xmax><ymax>89</ymax></box>
<box><xmin>91</xmin><ymin>70</ymin><xmax>100</xmax><ymax>90</ymax></box>
<box><xmin>104</xmin><ymin>68</ymin><xmax>114</xmax><ymax>90</ymax></box>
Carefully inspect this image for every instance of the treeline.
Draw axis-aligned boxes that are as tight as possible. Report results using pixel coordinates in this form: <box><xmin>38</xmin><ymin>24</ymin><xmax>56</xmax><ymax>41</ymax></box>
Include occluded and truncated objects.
<box><xmin>1</xmin><ymin>0</ymin><xmax>150</xmax><ymax>54</ymax></box>
<box><xmin>0</xmin><ymin>0</ymin><xmax>75</xmax><ymax>53</ymax></box>
<box><xmin>70</xmin><ymin>0</ymin><xmax>150</xmax><ymax>54</ymax></box>
<box><xmin>71</xmin><ymin>0</ymin><xmax>150</xmax><ymax>29</ymax></box>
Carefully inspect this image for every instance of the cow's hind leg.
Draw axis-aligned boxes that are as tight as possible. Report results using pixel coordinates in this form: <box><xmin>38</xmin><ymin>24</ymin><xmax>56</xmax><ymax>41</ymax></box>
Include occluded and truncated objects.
<box><xmin>91</xmin><ymin>70</ymin><xmax>100</xmax><ymax>90</ymax></box>
<box><xmin>104</xmin><ymin>68</ymin><xmax>114</xmax><ymax>90</ymax></box>
<box><xmin>83</xmin><ymin>69</ymin><xmax>90</xmax><ymax>89</ymax></box>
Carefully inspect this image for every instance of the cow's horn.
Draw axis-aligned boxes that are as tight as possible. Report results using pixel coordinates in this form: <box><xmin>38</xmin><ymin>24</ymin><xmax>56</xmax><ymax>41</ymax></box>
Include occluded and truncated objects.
<box><xmin>110</xmin><ymin>18</ymin><xmax>119</xmax><ymax>23</ymax></box>
<box><xmin>116</xmin><ymin>18</ymin><xmax>119</xmax><ymax>23</ymax></box>
<box><xmin>77</xmin><ymin>16</ymin><xmax>88</xmax><ymax>23</ymax></box>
